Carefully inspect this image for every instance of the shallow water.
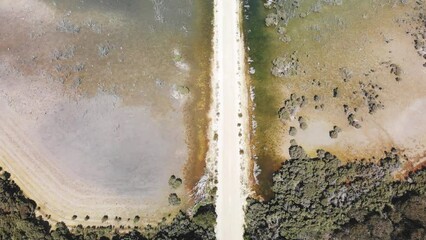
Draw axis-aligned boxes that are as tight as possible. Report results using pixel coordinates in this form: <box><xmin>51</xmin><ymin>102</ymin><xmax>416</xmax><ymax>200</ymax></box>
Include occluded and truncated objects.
<box><xmin>0</xmin><ymin>0</ymin><xmax>212</xmax><ymax>220</ymax></box>
<box><xmin>244</xmin><ymin>0</ymin><xmax>424</xmax><ymax>199</ymax></box>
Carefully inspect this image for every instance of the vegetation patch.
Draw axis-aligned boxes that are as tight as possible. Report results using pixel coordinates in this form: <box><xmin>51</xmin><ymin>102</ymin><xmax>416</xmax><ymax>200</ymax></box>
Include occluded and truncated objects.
<box><xmin>244</xmin><ymin>146</ymin><xmax>426</xmax><ymax>239</ymax></box>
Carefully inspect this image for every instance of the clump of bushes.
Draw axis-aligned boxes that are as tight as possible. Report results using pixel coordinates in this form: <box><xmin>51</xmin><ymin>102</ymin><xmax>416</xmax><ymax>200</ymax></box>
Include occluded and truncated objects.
<box><xmin>278</xmin><ymin>93</ymin><xmax>308</xmax><ymax>126</ymax></box>
<box><xmin>298</xmin><ymin>116</ymin><xmax>308</xmax><ymax>130</ymax></box>
<box><xmin>329</xmin><ymin>125</ymin><xmax>342</xmax><ymax>139</ymax></box>
<box><xmin>168</xmin><ymin>193</ymin><xmax>181</xmax><ymax>206</ymax></box>
<box><xmin>168</xmin><ymin>175</ymin><xmax>183</xmax><ymax>189</ymax></box>
<box><xmin>288</xmin><ymin>126</ymin><xmax>297</xmax><ymax>136</ymax></box>
<box><xmin>359</xmin><ymin>81</ymin><xmax>384</xmax><ymax>114</ymax></box>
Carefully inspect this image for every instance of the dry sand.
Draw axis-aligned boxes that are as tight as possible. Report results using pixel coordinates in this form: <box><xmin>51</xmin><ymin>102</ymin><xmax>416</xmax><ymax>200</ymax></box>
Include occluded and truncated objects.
<box><xmin>214</xmin><ymin>0</ymin><xmax>248</xmax><ymax>238</ymax></box>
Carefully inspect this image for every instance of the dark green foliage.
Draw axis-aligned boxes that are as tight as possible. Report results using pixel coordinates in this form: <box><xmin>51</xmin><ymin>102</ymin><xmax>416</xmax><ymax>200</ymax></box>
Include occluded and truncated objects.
<box><xmin>0</xmin><ymin>171</ymin><xmax>52</xmax><ymax>240</ymax></box>
<box><xmin>244</xmin><ymin>147</ymin><xmax>426</xmax><ymax>239</ymax></box>
<box><xmin>192</xmin><ymin>204</ymin><xmax>217</xmax><ymax>230</ymax></box>
<box><xmin>333</xmin><ymin>195</ymin><xmax>426</xmax><ymax>240</ymax></box>
<box><xmin>112</xmin><ymin>230</ymin><xmax>147</xmax><ymax>240</ymax></box>
<box><xmin>51</xmin><ymin>222</ymin><xmax>74</xmax><ymax>240</ymax></box>
<box><xmin>153</xmin><ymin>210</ymin><xmax>215</xmax><ymax>240</ymax></box>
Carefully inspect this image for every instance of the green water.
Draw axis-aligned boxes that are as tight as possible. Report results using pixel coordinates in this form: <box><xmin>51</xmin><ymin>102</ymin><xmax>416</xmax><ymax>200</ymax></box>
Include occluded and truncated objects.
<box><xmin>244</xmin><ymin>0</ymin><xmax>284</xmax><ymax>198</ymax></box>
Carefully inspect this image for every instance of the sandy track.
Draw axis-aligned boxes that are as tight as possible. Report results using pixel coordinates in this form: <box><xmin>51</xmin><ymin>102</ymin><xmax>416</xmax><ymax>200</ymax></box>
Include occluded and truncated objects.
<box><xmin>214</xmin><ymin>0</ymin><xmax>247</xmax><ymax>239</ymax></box>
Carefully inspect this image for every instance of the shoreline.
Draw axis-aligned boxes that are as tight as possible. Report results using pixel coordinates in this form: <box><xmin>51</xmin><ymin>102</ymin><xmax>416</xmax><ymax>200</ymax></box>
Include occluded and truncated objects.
<box><xmin>182</xmin><ymin>0</ymin><xmax>214</xmax><ymax>202</ymax></box>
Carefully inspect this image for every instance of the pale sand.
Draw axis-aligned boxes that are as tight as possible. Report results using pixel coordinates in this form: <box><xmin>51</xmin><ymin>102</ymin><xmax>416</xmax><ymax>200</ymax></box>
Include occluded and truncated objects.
<box><xmin>214</xmin><ymin>0</ymin><xmax>248</xmax><ymax>238</ymax></box>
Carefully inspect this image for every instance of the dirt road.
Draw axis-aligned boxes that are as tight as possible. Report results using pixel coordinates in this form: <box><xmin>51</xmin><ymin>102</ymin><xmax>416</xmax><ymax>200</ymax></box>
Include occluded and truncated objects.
<box><xmin>214</xmin><ymin>0</ymin><xmax>246</xmax><ymax>238</ymax></box>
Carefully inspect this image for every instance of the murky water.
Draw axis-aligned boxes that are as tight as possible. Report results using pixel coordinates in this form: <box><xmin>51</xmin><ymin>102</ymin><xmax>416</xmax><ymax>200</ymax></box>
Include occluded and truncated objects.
<box><xmin>0</xmin><ymin>0</ymin><xmax>212</xmax><ymax>220</ymax></box>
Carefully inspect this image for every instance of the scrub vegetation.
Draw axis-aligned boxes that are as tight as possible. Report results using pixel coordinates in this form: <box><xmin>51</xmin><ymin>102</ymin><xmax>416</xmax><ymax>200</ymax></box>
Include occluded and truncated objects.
<box><xmin>244</xmin><ymin>146</ymin><xmax>426</xmax><ymax>239</ymax></box>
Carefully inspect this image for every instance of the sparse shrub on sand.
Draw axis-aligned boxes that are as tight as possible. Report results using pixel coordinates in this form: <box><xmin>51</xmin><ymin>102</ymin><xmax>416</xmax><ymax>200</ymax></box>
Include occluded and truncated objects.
<box><xmin>56</xmin><ymin>18</ymin><xmax>80</xmax><ymax>33</ymax></box>
<box><xmin>333</xmin><ymin>87</ymin><xmax>339</xmax><ymax>97</ymax></box>
<box><xmin>313</xmin><ymin>94</ymin><xmax>321</xmax><ymax>102</ymax></box>
<box><xmin>329</xmin><ymin>129</ymin><xmax>338</xmax><ymax>138</ymax></box>
<box><xmin>168</xmin><ymin>193</ymin><xmax>181</xmax><ymax>206</ymax></box>
<box><xmin>85</xmin><ymin>19</ymin><xmax>102</xmax><ymax>34</ymax></box>
<box><xmin>329</xmin><ymin>125</ymin><xmax>341</xmax><ymax>139</ymax></box>
<box><xmin>168</xmin><ymin>175</ymin><xmax>182</xmax><ymax>189</ymax></box>
<box><xmin>73</xmin><ymin>63</ymin><xmax>85</xmax><ymax>72</ymax></box>
<box><xmin>97</xmin><ymin>42</ymin><xmax>112</xmax><ymax>57</ymax></box>
<box><xmin>298</xmin><ymin>116</ymin><xmax>308</xmax><ymax>130</ymax></box>
<box><xmin>359</xmin><ymin>81</ymin><xmax>384</xmax><ymax>114</ymax></box>
<box><xmin>52</xmin><ymin>45</ymin><xmax>76</xmax><ymax>60</ymax></box>
<box><xmin>278</xmin><ymin>93</ymin><xmax>307</xmax><ymax>123</ymax></box>
<box><xmin>289</xmin><ymin>126</ymin><xmax>297</xmax><ymax>136</ymax></box>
